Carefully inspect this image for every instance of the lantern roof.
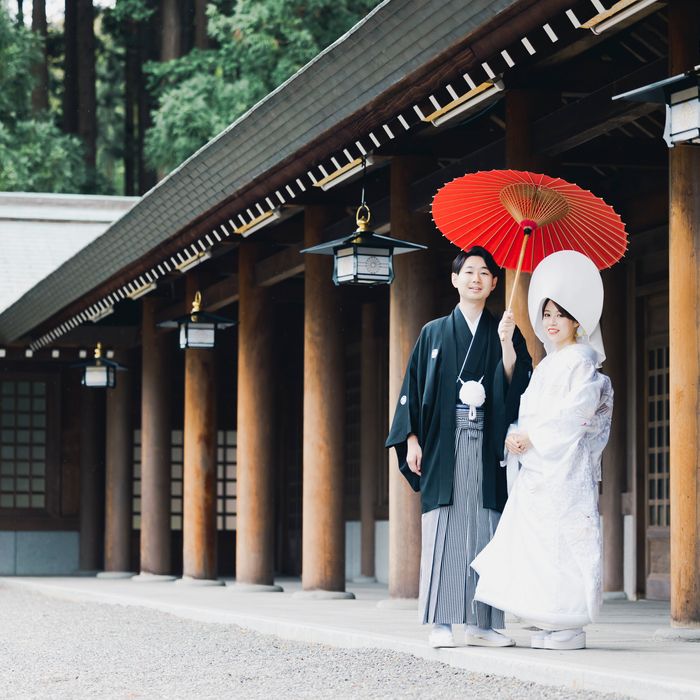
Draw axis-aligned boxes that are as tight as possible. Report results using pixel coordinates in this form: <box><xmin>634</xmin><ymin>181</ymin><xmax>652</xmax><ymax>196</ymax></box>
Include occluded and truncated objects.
<box><xmin>301</xmin><ymin>230</ymin><xmax>427</xmax><ymax>256</ymax></box>
<box><xmin>157</xmin><ymin>310</ymin><xmax>236</xmax><ymax>329</ymax></box>
<box><xmin>613</xmin><ymin>65</ymin><xmax>700</xmax><ymax>104</ymax></box>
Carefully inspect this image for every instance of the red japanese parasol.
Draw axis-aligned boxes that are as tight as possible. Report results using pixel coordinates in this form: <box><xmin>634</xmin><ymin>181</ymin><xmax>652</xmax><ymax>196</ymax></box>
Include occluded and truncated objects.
<box><xmin>431</xmin><ymin>169</ymin><xmax>627</xmax><ymax>309</ymax></box>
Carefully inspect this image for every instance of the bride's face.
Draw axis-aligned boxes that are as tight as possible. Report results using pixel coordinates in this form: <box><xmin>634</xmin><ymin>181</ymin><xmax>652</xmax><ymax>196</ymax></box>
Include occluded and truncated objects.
<box><xmin>542</xmin><ymin>300</ymin><xmax>578</xmax><ymax>349</ymax></box>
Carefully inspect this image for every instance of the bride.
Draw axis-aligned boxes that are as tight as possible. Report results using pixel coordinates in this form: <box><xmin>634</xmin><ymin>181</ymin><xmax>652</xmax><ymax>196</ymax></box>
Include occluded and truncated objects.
<box><xmin>471</xmin><ymin>251</ymin><xmax>613</xmax><ymax>651</ymax></box>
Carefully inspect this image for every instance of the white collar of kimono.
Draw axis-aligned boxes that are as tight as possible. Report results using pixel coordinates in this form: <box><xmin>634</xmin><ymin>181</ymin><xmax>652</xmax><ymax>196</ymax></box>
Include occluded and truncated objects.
<box><xmin>458</xmin><ymin>306</ymin><xmax>482</xmax><ymax>337</ymax></box>
<box><xmin>528</xmin><ymin>250</ymin><xmax>606</xmax><ymax>368</ymax></box>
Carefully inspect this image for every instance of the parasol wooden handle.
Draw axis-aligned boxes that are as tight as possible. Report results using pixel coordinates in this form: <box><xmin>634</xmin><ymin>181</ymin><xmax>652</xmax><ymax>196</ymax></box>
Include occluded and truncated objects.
<box><xmin>500</xmin><ymin>228</ymin><xmax>532</xmax><ymax>341</ymax></box>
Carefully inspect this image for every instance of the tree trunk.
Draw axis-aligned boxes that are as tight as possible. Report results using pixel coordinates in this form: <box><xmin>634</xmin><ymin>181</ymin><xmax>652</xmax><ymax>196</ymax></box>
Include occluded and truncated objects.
<box><xmin>160</xmin><ymin>0</ymin><xmax>181</xmax><ymax>61</ymax></box>
<box><xmin>31</xmin><ymin>0</ymin><xmax>49</xmax><ymax>113</ymax></box>
<box><xmin>63</xmin><ymin>0</ymin><xmax>79</xmax><ymax>135</ymax></box>
<box><xmin>137</xmin><ymin>16</ymin><xmax>157</xmax><ymax>193</ymax></box>
<box><xmin>76</xmin><ymin>0</ymin><xmax>97</xmax><ymax>184</ymax></box>
<box><xmin>124</xmin><ymin>18</ymin><xmax>137</xmax><ymax>195</ymax></box>
<box><xmin>193</xmin><ymin>0</ymin><xmax>207</xmax><ymax>49</ymax></box>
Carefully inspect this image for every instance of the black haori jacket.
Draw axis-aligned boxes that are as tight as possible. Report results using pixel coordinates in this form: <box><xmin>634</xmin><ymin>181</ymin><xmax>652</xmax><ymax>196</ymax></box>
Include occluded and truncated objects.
<box><xmin>386</xmin><ymin>306</ymin><xmax>532</xmax><ymax>514</ymax></box>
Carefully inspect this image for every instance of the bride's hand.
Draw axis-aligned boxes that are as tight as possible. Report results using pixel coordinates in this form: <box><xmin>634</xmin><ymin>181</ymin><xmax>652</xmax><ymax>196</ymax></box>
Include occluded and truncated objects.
<box><xmin>506</xmin><ymin>431</ymin><xmax>532</xmax><ymax>454</ymax></box>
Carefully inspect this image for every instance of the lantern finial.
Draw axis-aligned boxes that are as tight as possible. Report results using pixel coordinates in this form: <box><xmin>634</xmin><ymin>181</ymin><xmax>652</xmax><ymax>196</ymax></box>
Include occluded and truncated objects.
<box><xmin>191</xmin><ymin>291</ymin><xmax>202</xmax><ymax>320</ymax></box>
<box><xmin>356</xmin><ymin>204</ymin><xmax>371</xmax><ymax>232</ymax></box>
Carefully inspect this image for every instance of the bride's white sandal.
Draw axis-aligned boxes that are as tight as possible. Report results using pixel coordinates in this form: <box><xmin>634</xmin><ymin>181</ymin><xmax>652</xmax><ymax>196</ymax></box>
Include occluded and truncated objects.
<box><xmin>542</xmin><ymin>628</ymin><xmax>585</xmax><ymax>650</ymax></box>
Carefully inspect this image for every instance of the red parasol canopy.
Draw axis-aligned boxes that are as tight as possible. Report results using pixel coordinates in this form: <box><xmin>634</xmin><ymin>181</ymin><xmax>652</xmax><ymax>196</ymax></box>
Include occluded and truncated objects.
<box><xmin>432</xmin><ymin>170</ymin><xmax>627</xmax><ymax>308</ymax></box>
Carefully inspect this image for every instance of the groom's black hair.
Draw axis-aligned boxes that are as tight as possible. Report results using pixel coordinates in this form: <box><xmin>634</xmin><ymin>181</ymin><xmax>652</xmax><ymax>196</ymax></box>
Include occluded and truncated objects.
<box><xmin>451</xmin><ymin>246</ymin><xmax>501</xmax><ymax>278</ymax></box>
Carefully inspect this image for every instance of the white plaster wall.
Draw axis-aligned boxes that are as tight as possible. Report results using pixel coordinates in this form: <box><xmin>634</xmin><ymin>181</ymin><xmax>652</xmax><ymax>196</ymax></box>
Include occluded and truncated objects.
<box><xmin>344</xmin><ymin>520</ymin><xmax>389</xmax><ymax>584</ymax></box>
<box><xmin>345</xmin><ymin>521</ymin><xmax>361</xmax><ymax>581</ymax></box>
<box><xmin>624</xmin><ymin>514</ymin><xmax>637</xmax><ymax>600</ymax></box>
<box><xmin>375</xmin><ymin>521</ymin><xmax>389</xmax><ymax>584</ymax></box>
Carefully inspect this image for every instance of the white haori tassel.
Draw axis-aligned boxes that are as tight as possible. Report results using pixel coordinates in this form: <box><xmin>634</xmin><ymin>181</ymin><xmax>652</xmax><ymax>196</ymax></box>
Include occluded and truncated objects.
<box><xmin>459</xmin><ymin>379</ymin><xmax>486</xmax><ymax>420</ymax></box>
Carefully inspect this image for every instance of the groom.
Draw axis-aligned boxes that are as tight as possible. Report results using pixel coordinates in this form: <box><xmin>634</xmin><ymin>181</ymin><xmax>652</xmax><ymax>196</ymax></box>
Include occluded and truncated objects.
<box><xmin>386</xmin><ymin>246</ymin><xmax>531</xmax><ymax>648</ymax></box>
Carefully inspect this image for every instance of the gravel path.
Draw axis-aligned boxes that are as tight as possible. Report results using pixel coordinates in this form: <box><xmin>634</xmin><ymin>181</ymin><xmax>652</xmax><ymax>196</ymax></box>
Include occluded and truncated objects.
<box><xmin>0</xmin><ymin>585</ymin><xmax>629</xmax><ymax>700</ymax></box>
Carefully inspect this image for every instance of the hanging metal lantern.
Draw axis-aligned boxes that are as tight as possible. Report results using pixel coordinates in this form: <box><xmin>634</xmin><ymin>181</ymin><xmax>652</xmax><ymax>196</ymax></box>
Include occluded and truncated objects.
<box><xmin>158</xmin><ymin>291</ymin><xmax>236</xmax><ymax>349</ymax></box>
<box><xmin>77</xmin><ymin>342</ymin><xmax>125</xmax><ymax>388</ymax></box>
<box><xmin>301</xmin><ymin>204</ymin><xmax>427</xmax><ymax>286</ymax></box>
<box><xmin>614</xmin><ymin>66</ymin><xmax>700</xmax><ymax>147</ymax></box>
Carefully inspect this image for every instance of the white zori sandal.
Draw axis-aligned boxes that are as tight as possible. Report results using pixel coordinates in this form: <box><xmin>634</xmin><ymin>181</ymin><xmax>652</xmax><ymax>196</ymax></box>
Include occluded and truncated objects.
<box><xmin>530</xmin><ymin>629</ymin><xmax>549</xmax><ymax>649</ymax></box>
<box><xmin>428</xmin><ymin>624</ymin><xmax>456</xmax><ymax>648</ymax></box>
<box><xmin>542</xmin><ymin>628</ymin><xmax>586</xmax><ymax>650</ymax></box>
<box><xmin>465</xmin><ymin>626</ymin><xmax>515</xmax><ymax>647</ymax></box>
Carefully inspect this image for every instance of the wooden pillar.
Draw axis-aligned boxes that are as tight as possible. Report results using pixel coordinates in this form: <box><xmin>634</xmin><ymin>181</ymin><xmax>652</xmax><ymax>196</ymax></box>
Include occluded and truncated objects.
<box><xmin>359</xmin><ymin>301</ymin><xmax>379</xmax><ymax>580</ymax></box>
<box><xmin>388</xmin><ymin>156</ymin><xmax>435</xmax><ymax>600</ymax></box>
<box><xmin>668</xmin><ymin>0</ymin><xmax>700</xmax><ymax>627</ymax></box>
<box><xmin>236</xmin><ymin>242</ymin><xmax>279</xmax><ymax>588</ymax></box>
<box><xmin>138</xmin><ymin>298</ymin><xmax>173</xmax><ymax>577</ymax></box>
<box><xmin>300</xmin><ymin>205</ymin><xmax>350</xmax><ymax>596</ymax></box>
<box><xmin>505</xmin><ymin>88</ymin><xmax>547</xmax><ymax>364</ymax></box>
<box><xmin>79</xmin><ymin>387</ymin><xmax>105</xmax><ymax>571</ymax></box>
<box><xmin>182</xmin><ymin>276</ymin><xmax>220</xmax><ymax>583</ymax></box>
<box><xmin>601</xmin><ymin>267</ymin><xmax>626</xmax><ymax>593</ymax></box>
<box><xmin>103</xmin><ymin>352</ymin><xmax>133</xmax><ymax>573</ymax></box>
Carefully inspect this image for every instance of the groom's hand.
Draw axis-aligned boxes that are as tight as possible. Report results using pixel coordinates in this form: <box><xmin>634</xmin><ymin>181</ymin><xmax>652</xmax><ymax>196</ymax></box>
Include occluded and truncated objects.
<box><xmin>498</xmin><ymin>310</ymin><xmax>515</xmax><ymax>343</ymax></box>
<box><xmin>407</xmin><ymin>434</ymin><xmax>422</xmax><ymax>475</ymax></box>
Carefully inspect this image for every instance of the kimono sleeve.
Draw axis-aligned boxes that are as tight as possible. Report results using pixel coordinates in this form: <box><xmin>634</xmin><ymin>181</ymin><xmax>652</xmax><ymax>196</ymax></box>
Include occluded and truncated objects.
<box><xmin>528</xmin><ymin>357</ymin><xmax>611</xmax><ymax>463</ymax></box>
<box><xmin>385</xmin><ymin>332</ymin><xmax>427</xmax><ymax>492</ymax></box>
<box><xmin>491</xmin><ymin>325</ymin><xmax>532</xmax><ymax>451</ymax></box>
<box><xmin>587</xmin><ymin>375</ymin><xmax>613</xmax><ymax>482</ymax></box>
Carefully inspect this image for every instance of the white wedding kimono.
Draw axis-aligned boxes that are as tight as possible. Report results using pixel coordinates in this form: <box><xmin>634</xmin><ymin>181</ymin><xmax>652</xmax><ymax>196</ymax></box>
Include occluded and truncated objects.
<box><xmin>471</xmin><ymin>342</ymin><xmax>613</xmax><ymax>630</ymax></box>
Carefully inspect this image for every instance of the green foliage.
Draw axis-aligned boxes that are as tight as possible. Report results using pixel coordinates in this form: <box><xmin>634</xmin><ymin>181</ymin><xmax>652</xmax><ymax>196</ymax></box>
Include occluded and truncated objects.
<box><xmin>145</xmin><ymin>0</ymin><xmax>378</xmax><ymax>172</ymax></box>
<box><xmin>107</xmin><ymin>0</ymin><xmax>155</xmax><ymax>25</ymax></box>
<box><xmin>95</xmin><ymin>13</ymin><xmax>126</xmax><ymax>194</ymax></box>
<box><xmin>0</xmin><ymin>6</ymin><xmax>39</xmax><ymax>121</ymax></box>
<box><xmin>0</xmin><ymin>6</ymin><xmax>87</xmax><ymax>192</ymax></box>
<box><xmin>2</xmin><ymin>0</ymin><xmax>380</xmax><ymax>191</ymax></box>
<box><xmin>0</xmin><ymin>120</ymin><xmax>87</xmax><ymax>192</ymax></box>
<box><xmin>145</xmin><ymin>73</ymin><xmax>253</xmax><ymax>171</ymax></box>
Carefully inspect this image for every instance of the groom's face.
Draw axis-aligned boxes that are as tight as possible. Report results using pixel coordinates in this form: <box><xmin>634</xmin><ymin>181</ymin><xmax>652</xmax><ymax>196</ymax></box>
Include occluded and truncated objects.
<box><xmin>451</xmin><ymin>255</ymin><xmax>498</xmax><ymax>303</ymax></box>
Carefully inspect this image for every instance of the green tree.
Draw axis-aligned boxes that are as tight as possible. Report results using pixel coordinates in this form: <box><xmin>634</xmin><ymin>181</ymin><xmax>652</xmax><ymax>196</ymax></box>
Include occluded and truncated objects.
<box><xmin>144</xmin><ymin>0</ymin><xmax>378</xmax><ymax>172</ymax></box>
<box><xmin>0</xmin><ymin>5</ymin><xmax>87</xmax><ymax>192</ymax></box>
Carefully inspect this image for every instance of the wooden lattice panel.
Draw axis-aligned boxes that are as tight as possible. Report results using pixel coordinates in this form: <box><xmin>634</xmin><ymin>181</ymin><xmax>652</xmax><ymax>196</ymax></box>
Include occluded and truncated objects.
<box><xmin>646</xmin><ymin>345</ymin><xmax>670</xmax><ymax>527</ymax></box>
<box><xmin>132</xmin><ymin>429</ymin><xmax>236</xmax><ymax>531</ymax></box>
<box><xmin>0</xmin><ymin>380</ymin><xmax>48</xmax><ymax>510</ymax></box>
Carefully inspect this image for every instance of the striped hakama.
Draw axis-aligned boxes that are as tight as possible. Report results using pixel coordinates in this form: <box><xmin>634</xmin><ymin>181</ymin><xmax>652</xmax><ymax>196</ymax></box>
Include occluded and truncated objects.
<box><xmin>419</xmin><ymin>405</ymin><xmax>504</xmax><ymax>628</ymax></box>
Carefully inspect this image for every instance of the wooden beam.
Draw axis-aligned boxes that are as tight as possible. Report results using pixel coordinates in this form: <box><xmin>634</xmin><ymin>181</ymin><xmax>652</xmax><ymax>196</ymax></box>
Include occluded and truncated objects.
<box><xmin>79</xmin><ymin>388</ymin><xmax>105</xmax><ymax>571</ymax></box>
<box><xmin>505</xmin><ymin>88</ymin><xmax>546</xmax><ymax>365</ymax></box>
<box><xmin>104</xmin><ymin>350</ymin><xmax>133</xmax><ymax>573</ymax></box>
<box><xmin>410</xmin><ymin>138</ymin><xmax>506</xmax><ymax>211</ymax></box>
<box><xmin>236</xmin><ymin>242</ymin><xmax>278</xmax><ymax>587</ymax></box>
<box><xmin>409</xmin><ymin>60</ymin><xmax>667</xmax><ymax>211</ymax></box>
<box><xmin>301</xmin><ymin>205</ymin><xmax>349</xmax><ymax>595</ymax></box>
<box><xmin>668</xmin><ymin>0</ymin><xmax>700</xmax><ymax>627</ymax></box>
<box><xmin>388</xmin><ymin>156</ymin><xmax>436</xmax><ymax>601</ymax></box>
<box><xmin>139</xmin><ymin>298</ymin><xmax>173</xmax><ymax>577</ymax></box>
<box><xmin>182</xmin><ymin>275</ymin><xmax>219</xmax><ymax>583</ymax></box>
<box><xmin>58</xmin><ymin>326</ymin><xmax>140</xmax><ymax>349</ymax></box>
<box><xmin>324</xmin><ymin>198</ymin><xmax>392</xmax><ymax>241</ymax></box>
<box><xmin>562</xmin><ymin>138</ymin><xmax>667</xmax><ymax>170</ymax></box>
<box><xmin>254</xmin><ymin>247</ymin><xmax>305</xmax><ymax>287</ymax></box>
<box><xmin>155</xmin><ymin>275</ymin><xmax>239</xmax><ymax>326</ymax></box>
<box><xmin>534</xmin><ymin>58</ymin><xmax>666</xmax><ymax>156</ymax></box>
